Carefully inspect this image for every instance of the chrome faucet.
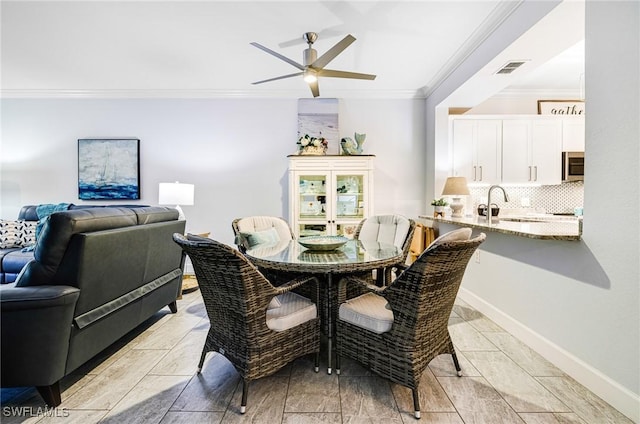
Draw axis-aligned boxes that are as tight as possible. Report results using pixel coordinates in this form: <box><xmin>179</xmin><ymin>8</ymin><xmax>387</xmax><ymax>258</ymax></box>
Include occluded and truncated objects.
<box><xmin>487</xmin><ymin>185</ymin><xmax>509</xmax><ymax>225</ymax></box>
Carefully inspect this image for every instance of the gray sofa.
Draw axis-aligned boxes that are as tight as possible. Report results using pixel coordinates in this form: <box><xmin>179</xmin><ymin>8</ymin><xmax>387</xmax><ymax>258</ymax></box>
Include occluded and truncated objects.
<box><xmin>0</xmin><ymin>206</ymin><xmax>185</xmax><ymax>406</ymax></box>
<box><xmin>0</xmin><ymin>204</ymin><xmax>147</xmax><ymax>284</ymax></box>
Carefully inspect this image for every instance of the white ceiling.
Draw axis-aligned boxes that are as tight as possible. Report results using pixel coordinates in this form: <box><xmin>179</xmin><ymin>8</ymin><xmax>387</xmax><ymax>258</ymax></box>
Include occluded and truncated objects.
<box><xmin>0</xmin><ymin>1</ymin><xmax>584</xmax><ymax>101</ymax></box>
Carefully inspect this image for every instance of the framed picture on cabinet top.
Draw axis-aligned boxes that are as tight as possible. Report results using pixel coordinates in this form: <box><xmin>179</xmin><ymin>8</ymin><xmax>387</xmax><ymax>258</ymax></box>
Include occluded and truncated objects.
<box><xmin>537</xmin><ymin>100</ymin><xmax>584</xmax><ymax>115</ymax></box>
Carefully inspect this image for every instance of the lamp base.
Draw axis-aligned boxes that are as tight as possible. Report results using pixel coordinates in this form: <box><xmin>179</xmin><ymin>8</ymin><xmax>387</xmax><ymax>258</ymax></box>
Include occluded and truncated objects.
<box><xmin>450</xmin><ymin>198</ymin><xmax>464</xmax><ymax>218</ymax></box>
<box><xmin>175</xmin><ymin>205</ymin><xmax>186</xmax><ymax>221</ymax></box>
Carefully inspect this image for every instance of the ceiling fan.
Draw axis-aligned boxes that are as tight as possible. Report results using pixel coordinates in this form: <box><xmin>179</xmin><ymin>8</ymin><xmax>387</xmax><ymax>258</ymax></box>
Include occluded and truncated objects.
<box><xmin>250</xmin><ymin>32</ymin><xmax>376</xmax><ymax>97</ymax></box>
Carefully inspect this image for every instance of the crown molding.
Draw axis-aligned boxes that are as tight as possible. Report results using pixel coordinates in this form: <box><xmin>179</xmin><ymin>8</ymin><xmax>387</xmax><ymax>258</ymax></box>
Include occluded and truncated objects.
<box><xmin>0</xmin><ymin>88</ymin><xmax>425</xmax><ymax>100</ymax></box>
<box><xmin>0</xmin><ymin>87</ymin><xmax>582</xmax><ymax>101</ymax></box>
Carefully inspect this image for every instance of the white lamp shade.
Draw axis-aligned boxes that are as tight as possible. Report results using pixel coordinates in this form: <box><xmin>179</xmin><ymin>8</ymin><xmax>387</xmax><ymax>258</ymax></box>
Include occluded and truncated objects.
<box><xmin>441</xmin><ymin>177</ymin><xmax>469</xmax><ymax>218</ymax></box>
<box><xmin>441</xmin><ymin>177</ymin><xmax>470</xmax><ymax>196</ymax></box>
<box><xmin>158</xmin><ymin>182</ymin><xmax>194</xmax><ymax>206</ymax></box>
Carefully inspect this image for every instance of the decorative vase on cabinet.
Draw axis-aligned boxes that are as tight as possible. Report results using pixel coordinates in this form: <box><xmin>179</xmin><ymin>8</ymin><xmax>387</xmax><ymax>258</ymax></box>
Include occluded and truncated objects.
<box><xmin>288</xmin><ymin>155</ymin><xmax>375</xmax><ymax>238</ymax></box>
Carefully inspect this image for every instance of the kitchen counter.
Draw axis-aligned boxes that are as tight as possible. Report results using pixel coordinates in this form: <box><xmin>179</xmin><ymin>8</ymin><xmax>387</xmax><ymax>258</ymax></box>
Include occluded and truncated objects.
<box><xmin>418</xmin><ymin>214</ymin><xmax>582</xmax><ymax>241</ymax></box>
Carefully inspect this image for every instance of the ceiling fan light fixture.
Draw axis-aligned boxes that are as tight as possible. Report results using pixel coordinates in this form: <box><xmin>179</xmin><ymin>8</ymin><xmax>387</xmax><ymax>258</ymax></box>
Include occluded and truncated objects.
<box><xmin>303</xmin><ymin>70</ymin><xmax>318</xmax><ymax>83</ymax></box>
<box><xmin>251</xmin><ymin>32</ymin><xmax>375</xmax><ymax>98</ymax></box>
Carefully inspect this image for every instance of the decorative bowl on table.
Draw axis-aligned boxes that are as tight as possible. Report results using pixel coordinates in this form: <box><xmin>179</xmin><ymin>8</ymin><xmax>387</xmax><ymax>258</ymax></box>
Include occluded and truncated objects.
<box><xmin>298</xmin><ymin>235</ymin><xmax>348</xmax><ymax>251</ymax></box>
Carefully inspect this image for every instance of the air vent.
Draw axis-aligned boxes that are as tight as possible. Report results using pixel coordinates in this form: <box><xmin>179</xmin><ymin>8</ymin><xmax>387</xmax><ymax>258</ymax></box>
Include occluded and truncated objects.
<box><xmin>495</xmin><ymin>61</ymin><xmax>526</xmax><ymax>75</ymax></box>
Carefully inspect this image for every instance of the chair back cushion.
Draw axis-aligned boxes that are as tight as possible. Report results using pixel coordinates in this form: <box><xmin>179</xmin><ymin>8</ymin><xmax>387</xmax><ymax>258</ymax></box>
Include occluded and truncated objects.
<box><xmin>233</xmin><ymin>216</ymin><xmax>293</xmax><ymax>249</ymax></box>
<box><xmin>427</xmin><ymin>227</ymin><xmax>472</xmax><ymax>248</ymax></box>
<box><xmin>357</xmin><ymin>215</ymin><xmax>412</xmax><ymax>249</ymax></box>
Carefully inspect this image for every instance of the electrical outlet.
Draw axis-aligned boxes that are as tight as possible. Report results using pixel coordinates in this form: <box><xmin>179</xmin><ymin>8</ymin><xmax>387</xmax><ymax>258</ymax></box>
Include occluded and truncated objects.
<box><xmin>521</xmin><ymin>197</ymin><xmax>531</xmax><ymax>207</ymax></box>
<box><xmin>475</xmin><ymin>250</ymin><xmax>481</xmax><ymax>263</ymax></box>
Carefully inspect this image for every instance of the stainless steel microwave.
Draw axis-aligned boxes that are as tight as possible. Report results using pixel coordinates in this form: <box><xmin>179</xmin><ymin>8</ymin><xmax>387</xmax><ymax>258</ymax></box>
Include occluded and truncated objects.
<box><xmin>562</xmin><ymin>151</ymin><xmax>584</xmax><ymax>181</ymax></box>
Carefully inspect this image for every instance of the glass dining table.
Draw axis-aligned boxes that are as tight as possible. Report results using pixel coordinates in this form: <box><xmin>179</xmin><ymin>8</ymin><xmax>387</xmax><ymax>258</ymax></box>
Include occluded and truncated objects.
<box><xmin>244</xmin><ymin>238</ymin><xmax>403</xmax><ymax>374</ymax></box>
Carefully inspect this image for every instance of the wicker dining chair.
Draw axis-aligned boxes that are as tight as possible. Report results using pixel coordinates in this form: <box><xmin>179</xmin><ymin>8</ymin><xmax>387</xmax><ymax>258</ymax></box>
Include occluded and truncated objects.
<box><xmin>232</xmin><ymin>216</ymin><xmax>295</xmax><ymax>252</ymax></box>
<box><xmin>173</xmin><ymin>233</ymin><xmax>320</xmax><ymax>414</ymax></box>
<box><xmin>354</xmin><ymin>214</ymin><xmax>416</xmax><ymax>284</ymax></box>
<box><xmin>335</xmin><ymin>228</ymin><xmax>485</xmax><ymax>419</ymax></box>
<box><xmin>232</xmin><ymin>216</ymin><xmax>296</xmax><ymax>286</ymax></box>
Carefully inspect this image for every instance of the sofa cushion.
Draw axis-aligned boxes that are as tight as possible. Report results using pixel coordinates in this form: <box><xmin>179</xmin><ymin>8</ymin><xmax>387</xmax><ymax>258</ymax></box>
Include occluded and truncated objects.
<box><xmin>2</xmin><ymin>250</ymin><xmax>34</xmax><ymax>275</ymax></box>
<box><xmin>0</xmin><ymin>220</ymin><xmax>37</xmax><ymax>249</ymax></box>
<box><xmin>15</xmin><ymin>208</ymin><xmax>138</xmax><ymax>287</ymax></box>
<box><xmin>132</xmin><ymin>206</ymin><xmax>179</xmax><ymax>224</ymax></box>
<box><xmin>17</xmin><ymin>205</ymin><xmax>40</xmax><ymax>221</ymax></box>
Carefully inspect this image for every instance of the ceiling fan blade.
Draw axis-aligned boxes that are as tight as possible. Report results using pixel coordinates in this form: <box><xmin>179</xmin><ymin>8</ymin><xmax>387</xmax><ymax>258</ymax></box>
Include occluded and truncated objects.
<box><xmin>310</xmin><ymin>34</ymin><xmax>356</xmax><ymax>69</ymax></box>
<box><xmin>308</xmin><ymin>80</ymin><xmax>320</xmax><ymax>98</ymax></box>
<box><xmin>318</xmin><ymin>69</ymin><xmax>376</xmax><ymax>80</ymax></box>
<box><xmin>250</xmin><ymin>42</ymin><xmax>305</xmax><ymax>70</ymax></box>
<box><xmin>252</xmin><ymin>72</ymin><xmax>303</xmax><ymax>85</ymax></box>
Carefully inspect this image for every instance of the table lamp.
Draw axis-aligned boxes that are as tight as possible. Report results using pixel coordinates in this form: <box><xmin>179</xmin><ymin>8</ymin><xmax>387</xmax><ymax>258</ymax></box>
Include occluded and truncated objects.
<box><xmin>158</xmin><ymin>182</ymin><xmax>194</xmax><ymax>221</ymax></box>
<box><xmin>441</xmin><ymin>177</ymin><xmax>470</xmax><ymax>218</ymax></box>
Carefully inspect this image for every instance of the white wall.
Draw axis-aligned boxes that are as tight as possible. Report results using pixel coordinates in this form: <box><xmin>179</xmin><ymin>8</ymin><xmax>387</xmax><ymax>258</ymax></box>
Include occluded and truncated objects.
<box><xmin>0</xmin><ymin>97</ymin><xmax>425</xmax><ymax>246</ymax></box>
<box><xmin>467</xmin><ymin>93</ymin><xmax>582</xmax><ymax>115</ymax></box>
<box><xmin>426</xmin><ymin>1</ymin><xmax>639</xmax><ymax>420</ymax></box>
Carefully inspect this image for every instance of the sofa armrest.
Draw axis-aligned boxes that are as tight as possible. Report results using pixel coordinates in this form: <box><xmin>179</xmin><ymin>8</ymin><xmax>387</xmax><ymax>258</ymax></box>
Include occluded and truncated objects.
<box><xmin>1</xmin><ymin>285</ymin><xmax>79</xmax><ymax>310</ymax></box>
<box><xmin>1</xmin><ymin>285</ymin><xmax>80</xmax><ymax>388</ymax></box>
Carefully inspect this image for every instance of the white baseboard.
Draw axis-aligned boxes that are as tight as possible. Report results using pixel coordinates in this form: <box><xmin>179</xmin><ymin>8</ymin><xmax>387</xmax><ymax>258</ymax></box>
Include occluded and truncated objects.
<box><xmin>458</xmin><ymin>288</ymin><xmax>640</xmax><ymax>423</ymax></box>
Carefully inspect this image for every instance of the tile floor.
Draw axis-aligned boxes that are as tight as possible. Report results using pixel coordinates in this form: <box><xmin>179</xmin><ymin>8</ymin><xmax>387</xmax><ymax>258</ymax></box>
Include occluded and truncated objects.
<box><xmin>1</xmin><ymin>290</ymin><xmax>634</xmax><ymax>424</ymax></box>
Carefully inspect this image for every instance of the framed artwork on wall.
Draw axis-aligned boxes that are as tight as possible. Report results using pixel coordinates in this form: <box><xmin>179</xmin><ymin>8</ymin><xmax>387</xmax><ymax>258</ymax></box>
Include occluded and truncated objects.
<box><xmin>298</xmin><ymin>98</ymin><xmax>339</xmax><ymax>154</ymax></box>
<box><xmin>78</xmin><ymin>138</ymin><xmax>140</xmax><ymax>200</ymax></box>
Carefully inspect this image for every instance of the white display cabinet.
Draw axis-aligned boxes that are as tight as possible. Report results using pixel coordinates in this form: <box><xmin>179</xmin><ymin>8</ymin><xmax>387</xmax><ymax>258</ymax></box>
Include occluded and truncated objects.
<box><xmin>288</xmin><ymin>155</ymin><xmax>374</xmax><ymax>238</ymax></box>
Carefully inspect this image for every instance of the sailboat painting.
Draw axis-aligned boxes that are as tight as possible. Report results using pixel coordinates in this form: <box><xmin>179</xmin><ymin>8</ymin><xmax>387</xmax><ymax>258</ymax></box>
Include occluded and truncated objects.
<box><xmin>78</xmin><ymin>139</ymin><xmax>140</xmax><ymax>200</ymax></box>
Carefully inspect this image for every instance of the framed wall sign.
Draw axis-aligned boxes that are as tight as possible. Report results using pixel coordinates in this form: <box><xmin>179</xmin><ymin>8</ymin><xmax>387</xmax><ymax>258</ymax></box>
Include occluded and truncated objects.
<box><xmin>537</xmin><ymin>100</ymin><xmax>585</xmax><ymax>115</ymax></box>
<box><xmin>78</xmin><ymin>138</ymin><xmax>140</xmax><ymax>200</ymax></box>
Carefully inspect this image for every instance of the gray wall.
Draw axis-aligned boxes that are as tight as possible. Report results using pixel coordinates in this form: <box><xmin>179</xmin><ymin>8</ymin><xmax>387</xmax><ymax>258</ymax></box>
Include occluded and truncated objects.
<box><xmin>426</xmin><ymin>1</ymin><xmax>639</xmax><ymax>420</ymax></box>
<box><xmin>0</xmin><ymin>98</ymin><xmax>425</xmax><ymax>246</ymax></box>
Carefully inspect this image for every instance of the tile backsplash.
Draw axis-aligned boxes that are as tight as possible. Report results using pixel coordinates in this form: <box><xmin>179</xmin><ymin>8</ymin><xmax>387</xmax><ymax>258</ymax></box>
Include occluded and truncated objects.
<box><xmin>468</xmin><ymin>181</ymin><xmax>584</xmax><ymax>215</ymax></box>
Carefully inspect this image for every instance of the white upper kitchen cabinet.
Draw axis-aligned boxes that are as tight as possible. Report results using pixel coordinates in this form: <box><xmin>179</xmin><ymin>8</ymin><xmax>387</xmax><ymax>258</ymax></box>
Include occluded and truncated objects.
<box><xmin>502</xmin><ymin>118</ymin><xmax>562</xmax><ymax>185</ymax></box>
<box><xmin>451</xmin><ymin>118</ymin><xmax>502</xmax><ymax>184</ymax></box>
<box><xmin>562</xmin><ymin>116</ymin><xmax>586</xmax><ymax>151</ymax></box>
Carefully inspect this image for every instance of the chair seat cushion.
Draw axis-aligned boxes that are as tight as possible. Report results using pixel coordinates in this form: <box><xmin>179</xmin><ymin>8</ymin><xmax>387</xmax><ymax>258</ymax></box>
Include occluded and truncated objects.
<box><xmin>339</xmin><ymin>292</ymin><xmax>394</xmax><ymax>334</ymax></box>
<box><xmin>266</xmin><ymin>291</ymin><xmax>317</xmax><ymax>332</ymax></box>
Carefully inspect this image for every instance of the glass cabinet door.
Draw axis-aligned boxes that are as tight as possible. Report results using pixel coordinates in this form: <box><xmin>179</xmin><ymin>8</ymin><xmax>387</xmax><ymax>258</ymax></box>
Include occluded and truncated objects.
<box><xmin>297</xmin><ymin>174</ymin><xmax>328</xmax><ymax>236</ymax></box>
<box><xmin>334</xmin><ymin>172</ymin><xmax>367</xmax><ymax>238</ymax></box>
